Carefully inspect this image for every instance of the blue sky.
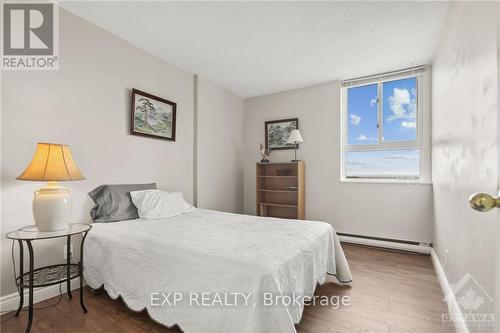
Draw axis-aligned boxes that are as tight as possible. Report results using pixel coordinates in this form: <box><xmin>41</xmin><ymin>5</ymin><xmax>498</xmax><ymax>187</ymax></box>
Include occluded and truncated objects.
<box><xmin>346</xmin><ymin>77</ymin><xmax>419</xmax><ymax>177</ymax></box>
<box><xmin>347</xmin><ymin>77</ymin><xmax>417</xmax><ymax>144</ymax></box>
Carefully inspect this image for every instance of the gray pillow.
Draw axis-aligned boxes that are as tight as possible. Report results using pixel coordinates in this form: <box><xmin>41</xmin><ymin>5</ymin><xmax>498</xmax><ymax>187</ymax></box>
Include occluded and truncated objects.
<box><xmin>89</xmin><ymin>183</ymin><xmax>157</xmax><ymax>223</ymax></box>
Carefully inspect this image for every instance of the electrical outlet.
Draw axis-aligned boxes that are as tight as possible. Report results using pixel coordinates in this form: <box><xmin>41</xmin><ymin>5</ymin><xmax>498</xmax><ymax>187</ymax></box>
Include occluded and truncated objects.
<box><xmin>445</xmin><ymin>249</ymin><xmax>449</xmax><ymax>266</ymax></box>
<box><xmin>63</xmin><ymin>244</ymin><xmax>74</xmax><ymax>260</ymax></box>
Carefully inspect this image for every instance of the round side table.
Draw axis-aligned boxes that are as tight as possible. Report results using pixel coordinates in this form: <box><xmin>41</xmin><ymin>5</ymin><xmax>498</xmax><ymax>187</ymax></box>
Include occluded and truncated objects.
<box><xmin>6</xmin><ymin>223</ymin><xmax>92</xmax><ymax>333</ymax></box>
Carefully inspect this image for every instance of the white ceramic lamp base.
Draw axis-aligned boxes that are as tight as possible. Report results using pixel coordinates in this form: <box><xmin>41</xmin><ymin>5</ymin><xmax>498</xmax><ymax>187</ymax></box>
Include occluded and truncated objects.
<box><xmin>33</xmin><ymin>181</ymin><xmax>72</xmax><ymax>231</ymax></box>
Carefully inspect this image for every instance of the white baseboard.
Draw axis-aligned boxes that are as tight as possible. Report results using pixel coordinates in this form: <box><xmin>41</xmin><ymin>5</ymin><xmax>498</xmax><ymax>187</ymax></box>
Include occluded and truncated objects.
<box><xmin>338</xmin><ymin>235</ymin><xmax>431</xmax><ymax>254</ymax></box>
<box><xmin>430</xmin><ymin>249</ymin><xmax>470</xmax><ymax>333</ymax></box>
<box><xmin>0</xmin><ymin>278</ymin><xmax>83</xmax><ymax>313</ymax></box>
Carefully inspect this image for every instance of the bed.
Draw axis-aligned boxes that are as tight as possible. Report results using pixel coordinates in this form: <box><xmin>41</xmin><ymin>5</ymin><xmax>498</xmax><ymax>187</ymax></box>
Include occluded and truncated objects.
<box><xmin>83</xmin><ymin>208</ymin><xmax>352</xmax><ymax>333</ymax></box>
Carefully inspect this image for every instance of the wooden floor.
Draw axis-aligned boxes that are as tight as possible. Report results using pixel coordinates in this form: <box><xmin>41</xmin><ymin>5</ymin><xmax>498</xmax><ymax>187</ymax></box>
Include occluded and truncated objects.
<box><xmin>1</xmin><ymin>244</ymin><xmax>454</xmax><ymax>333</ymax></box>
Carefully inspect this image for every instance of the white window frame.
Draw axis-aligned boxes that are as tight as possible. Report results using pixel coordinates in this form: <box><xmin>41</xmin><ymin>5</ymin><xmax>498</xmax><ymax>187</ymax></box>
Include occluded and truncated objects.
<box><xmin>340</xmin><ymin>66</ymin><xmax>431</xmax><ymax>184</ymax></box>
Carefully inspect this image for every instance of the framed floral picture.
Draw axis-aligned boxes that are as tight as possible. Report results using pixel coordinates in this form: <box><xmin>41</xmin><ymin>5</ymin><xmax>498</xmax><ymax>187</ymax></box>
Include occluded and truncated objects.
<box><xmin>131</xmin><ymin>88</ymin><xmax>176</xmax><ymax>141</ymax></box>
<box><xmin>265</xmin><ymin>118</ymin><xmax>298</xmax><ymax>150</ymax></box>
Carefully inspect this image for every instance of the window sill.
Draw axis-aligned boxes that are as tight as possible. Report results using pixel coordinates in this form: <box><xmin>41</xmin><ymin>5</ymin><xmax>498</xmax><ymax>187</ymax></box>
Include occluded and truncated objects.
<box><xmin>340</xmin><ymin>178</ymin><xmax>432</xmax><ymax>185</ymax></box>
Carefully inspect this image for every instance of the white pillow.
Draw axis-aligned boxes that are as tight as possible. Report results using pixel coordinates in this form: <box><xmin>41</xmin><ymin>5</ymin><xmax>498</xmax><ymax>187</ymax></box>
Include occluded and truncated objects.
<box><xmin>130</xmin><ymin>190</ymin><xmax>195</xmax><ymax>219</ymax></box>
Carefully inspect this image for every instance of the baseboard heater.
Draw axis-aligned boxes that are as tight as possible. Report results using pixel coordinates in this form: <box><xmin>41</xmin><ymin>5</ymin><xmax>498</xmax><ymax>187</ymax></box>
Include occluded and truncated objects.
<box><xmin>337</xmin><ymin>232</ymin><xmax>432</xmax><ymax>254</ymax></box>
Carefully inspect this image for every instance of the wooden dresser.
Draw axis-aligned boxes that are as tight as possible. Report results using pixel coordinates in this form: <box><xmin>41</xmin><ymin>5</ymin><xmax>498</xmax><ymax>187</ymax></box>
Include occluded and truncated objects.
<box><xmin>256</xmin><ymin>161</ymin><xmax>305</xmax><ymax>220</ymax></box>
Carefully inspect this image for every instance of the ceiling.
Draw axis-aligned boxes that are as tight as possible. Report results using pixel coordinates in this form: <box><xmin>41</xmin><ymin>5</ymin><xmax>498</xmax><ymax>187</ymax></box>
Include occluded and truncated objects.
<box><xmin>61</xmin><ymin>1</ymin><xmax>448</xmax><ymax>98</ymax></box>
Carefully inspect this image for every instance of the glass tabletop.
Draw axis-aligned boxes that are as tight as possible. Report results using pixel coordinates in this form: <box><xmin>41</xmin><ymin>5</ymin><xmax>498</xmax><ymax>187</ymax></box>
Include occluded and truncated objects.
<box><xmin>6</xmin><ymin>223</ymin><xmax>92</xmax><ymax>240</ymax></box>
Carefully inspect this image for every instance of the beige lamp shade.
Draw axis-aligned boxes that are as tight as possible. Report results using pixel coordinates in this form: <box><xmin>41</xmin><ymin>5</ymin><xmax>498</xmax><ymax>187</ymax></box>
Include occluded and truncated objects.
<box><xmin>17</xmin><ymin>143</ymin><xmax>85</xmax><ymax>181</ymax></box>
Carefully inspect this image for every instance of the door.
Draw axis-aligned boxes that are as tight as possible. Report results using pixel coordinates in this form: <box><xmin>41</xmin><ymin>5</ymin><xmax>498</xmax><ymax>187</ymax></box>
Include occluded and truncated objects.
<box><xmin>469</xmin><ymin>189</ymin><xmax>500</xmax><ymax>330</ymax></box>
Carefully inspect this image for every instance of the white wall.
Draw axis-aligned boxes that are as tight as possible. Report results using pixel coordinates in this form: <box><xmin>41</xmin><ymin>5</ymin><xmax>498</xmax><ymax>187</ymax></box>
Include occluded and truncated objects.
<box><xmin>0</xmin><ymin>9</ymin><xmax>244</xmax><ymax>297</ymax></box>
<box><xmin>197</xmin><ymin>78</ymin><xmax>245</xmax><ymax>213</ymax></box>
<box><xmin>497</xmin><ymin>22</ymin><xmax>500</xmax><ymax>325</ymax></box>
<box><xmin>432</xmin><ymin>2</ymin><xmax>499</xmax><ymax>326</ymax></box>
<box><xmin>244</xmin><ymin>81</ymin><xmax>434</xmax><ymax>242</ymax></box>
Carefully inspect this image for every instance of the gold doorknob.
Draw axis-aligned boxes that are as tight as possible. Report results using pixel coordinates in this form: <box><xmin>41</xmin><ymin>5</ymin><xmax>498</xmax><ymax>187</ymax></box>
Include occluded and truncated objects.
<box><xmin>469</xmin><ymin>193</ymin><xmax>500</xmax><ymax>212</ymax></box>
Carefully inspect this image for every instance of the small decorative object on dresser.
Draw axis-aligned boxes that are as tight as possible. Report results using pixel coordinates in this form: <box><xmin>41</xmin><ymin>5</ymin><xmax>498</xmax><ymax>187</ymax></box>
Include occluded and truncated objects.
<box><xmin>259</xmin><ymin>143</ymin><xmax>271</xmax><ymax>163</ymax></box>
<box><xmin>286</xmin><ymin>129</ymin><xmax>304</xmax><ymax>162</ymax></box>
<box><xmin>256</xmin><ymin>161</ymin><xmax>305</xmax><ymax>220</ymax></box>
<box><xmin>265</xmin><ymin>118</ymin><xmax>298</xmax><ymax>150</ymax></box>
<box><xmin>131</xmin><ymin>88</ymin><xmax>177</xmax><ymax>141</ymax></box>
<box><xmin>17</xmin><ymin>143</ymin><xmax>85</xmax><ymax>232</ymax></box>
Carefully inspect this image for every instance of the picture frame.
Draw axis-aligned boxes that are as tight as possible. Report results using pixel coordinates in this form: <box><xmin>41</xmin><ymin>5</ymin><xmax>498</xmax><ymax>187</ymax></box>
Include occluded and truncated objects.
<box><xmin>265</xmin><ymin>118</ymin><xmax>299</xmax><ymax>150</ymax></box>
<box><xmin>131</xmin><ymin>88</ymin><xmax>176</xmax><ymax>141</ymax></box>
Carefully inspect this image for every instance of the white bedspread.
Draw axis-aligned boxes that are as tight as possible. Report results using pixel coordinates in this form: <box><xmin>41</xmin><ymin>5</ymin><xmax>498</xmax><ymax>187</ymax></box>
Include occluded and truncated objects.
<box><xmin>84</xmin><ymin>209</ymin><xmax>352</xmax><ymax>333</ymax></box>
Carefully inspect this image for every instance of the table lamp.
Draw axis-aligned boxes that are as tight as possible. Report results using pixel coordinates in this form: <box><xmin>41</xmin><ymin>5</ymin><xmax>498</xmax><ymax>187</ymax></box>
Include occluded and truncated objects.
<box><xmin>16</xmin><ymin>143</ymin><xmax>85</xmax><ymax>231</ymax></box>
<box><xmin>286</xmin><ymin>129</ymin><xmax>304</xmax><ymax>162</ymax></box>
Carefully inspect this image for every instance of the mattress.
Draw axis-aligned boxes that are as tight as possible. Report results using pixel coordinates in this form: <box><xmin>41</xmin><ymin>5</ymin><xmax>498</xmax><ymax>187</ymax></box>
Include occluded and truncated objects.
<box><xmin>83</xmin><ymin>208</ymin><xmax>352</xmax><ymax>333</ymax></box>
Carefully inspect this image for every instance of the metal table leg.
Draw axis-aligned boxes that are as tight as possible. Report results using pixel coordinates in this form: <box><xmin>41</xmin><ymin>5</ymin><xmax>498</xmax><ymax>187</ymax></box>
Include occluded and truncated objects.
<box><xmin>66</xmin><ymin>235</ymin><xmax>72</xmax><ymax>299</ymax></box>
<box><xmin>79</xmin><ymin>231</ymin><xmax>89</xmax><ymax>313</ymax></box>
<box><xmin>15</xmin><ymin>240</ymin><xmax>24</xmax><ymax>317</ymax></box>
<box><xmin>26</xmin><ymin>240</ymin><xmax>34</xmax><ymax>333</ymax></box>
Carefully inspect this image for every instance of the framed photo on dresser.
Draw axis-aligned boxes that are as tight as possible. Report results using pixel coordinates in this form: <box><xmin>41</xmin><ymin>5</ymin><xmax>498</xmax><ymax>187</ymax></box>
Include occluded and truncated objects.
<box><xmin>265</xmin><ymin>118</ymin><xmax>298</xmax><ymax>150</ymax></box>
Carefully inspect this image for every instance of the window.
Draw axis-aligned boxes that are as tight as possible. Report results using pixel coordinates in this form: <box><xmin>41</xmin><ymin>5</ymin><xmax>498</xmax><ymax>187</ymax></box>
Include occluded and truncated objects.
<box><xmin>341</xmin><ymin>67</ymin><xmax>430</xmax><ymax>183</ymax></box>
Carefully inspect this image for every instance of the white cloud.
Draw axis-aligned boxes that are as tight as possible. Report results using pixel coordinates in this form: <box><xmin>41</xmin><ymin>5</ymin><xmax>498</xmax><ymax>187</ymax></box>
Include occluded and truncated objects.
<box><xmin>407</xmin><ymin>101</ymin><xmax>416</xmax><ymax>119</ymax></box>
<box><xmin>401</xmin><ymin>121</ymin><xmax>416</xmax><ymax>129</ymax></box>
<box><xmin>356</xmin><ymin>134</ymin><xmax>368</xmax><ymax>141</ymax></box>
<box><xmin>383</xmin><ymin>154</ymin><xmax>417</xmax><ymax>160</ymax></box>
<box><xmin>350</xmin><ymin>114</ymin><xmax>361</xmax><ymax>125</ymax></box>
<box><xmin>388</xmin><ymin>88</ymin><xmax>410</xmax><ymax>119</ymax></box>
<box><xmin>370</xmin><ymin>98</ymin><xmax>377</xmax><ymax>107</ymax></box>
<box><xmin>347</xmin><ymin>160</ymin><xmax>380</xmax><ymax>168</ymax></box>
<box><xmin>387</xmin><ymin>88</ymin><xmax>416</xmax><ymax>122</ymax></box>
